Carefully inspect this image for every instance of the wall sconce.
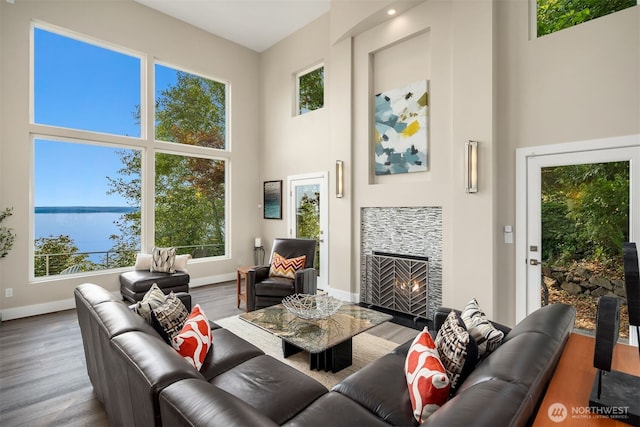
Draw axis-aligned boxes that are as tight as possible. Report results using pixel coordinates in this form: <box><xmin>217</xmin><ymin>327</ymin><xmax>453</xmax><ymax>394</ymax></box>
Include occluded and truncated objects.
<box><xmin>465</xmin><ymin>140</ymin><xmax>479</xmax><ymax>193</ymax></box>
<box><xmin>336</xmin><ymin>160</ymin><xmax>344</xmax><ymax>198</ymax></box>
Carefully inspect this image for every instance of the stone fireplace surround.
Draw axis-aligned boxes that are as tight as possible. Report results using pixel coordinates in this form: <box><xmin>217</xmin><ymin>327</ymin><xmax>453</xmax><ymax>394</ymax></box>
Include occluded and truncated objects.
<box><xmin>360</xmin><ymin>207</ymin><xmax>443</xmax><ymax>322</ymax></box>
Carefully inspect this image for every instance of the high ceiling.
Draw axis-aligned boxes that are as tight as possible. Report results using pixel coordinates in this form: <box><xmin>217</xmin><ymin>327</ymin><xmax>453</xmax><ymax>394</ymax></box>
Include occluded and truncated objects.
<box><xmin>134</xmin><ymin>0</ymin><xmax>331</xmax><ymax>53</ymax></box>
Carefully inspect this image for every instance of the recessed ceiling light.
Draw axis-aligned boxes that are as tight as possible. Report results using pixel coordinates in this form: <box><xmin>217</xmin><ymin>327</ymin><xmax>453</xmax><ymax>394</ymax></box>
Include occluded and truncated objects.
<box><xmin>387</xmin><ymin>9</ymin><xmax>397</xmax><ymax>16</ymax></box>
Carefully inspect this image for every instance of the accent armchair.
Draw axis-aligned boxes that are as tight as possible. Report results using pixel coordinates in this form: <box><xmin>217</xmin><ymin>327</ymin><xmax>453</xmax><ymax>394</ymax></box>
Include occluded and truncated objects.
<box><xmin>246</xmin><ymin>238</ymin><xmax>317</xmax><ymax>311</ymax></box>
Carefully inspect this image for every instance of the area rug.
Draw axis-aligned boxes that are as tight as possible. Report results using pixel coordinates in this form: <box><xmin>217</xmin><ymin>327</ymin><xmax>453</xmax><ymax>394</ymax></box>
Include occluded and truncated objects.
<box><xmin>215</xmin><ymin>315</ymin><xmax>398</xmax><ymax>389</ymax></box>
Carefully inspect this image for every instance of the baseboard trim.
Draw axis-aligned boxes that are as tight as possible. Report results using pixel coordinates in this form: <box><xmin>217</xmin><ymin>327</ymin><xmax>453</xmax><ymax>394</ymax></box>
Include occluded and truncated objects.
<box><xmin>189</xmin><ymin>273</ymin><xmax>235</xmax><ymax>287</ymax></box>
<box><xmin>324</xmin><ymin>286</ymin><xmax>359</xmax><ymax>303</ymax></box>
<box><xmin>0</xmin><ymin>274</ymin><xmax>236</xmax><ymax>321</ymax></box>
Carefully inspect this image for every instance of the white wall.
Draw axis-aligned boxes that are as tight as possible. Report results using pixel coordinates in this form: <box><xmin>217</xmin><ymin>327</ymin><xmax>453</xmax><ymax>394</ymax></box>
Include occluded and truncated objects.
<box><xmin>258</xmin><ymin>14</ymin><xmax>332</xmax><ymax>256</ymax></box>
<box><xmin>260</xmin><ymin>1</ymin><xmax>498</xmax><ymax>314</ymax></box>
<box><xmin>350</xmin><ymin>0</ymin><xmax>496</xmax><ymax>315</ymax></box>
<box><xmin>494</xmin><ymin>1</ymin><xmax>640</xmax><ymax>324</ymax></box>
<box><xmin>0</xmin><ymin>0</ymin><xmax>261</xmax><ymax>318</ymax></box>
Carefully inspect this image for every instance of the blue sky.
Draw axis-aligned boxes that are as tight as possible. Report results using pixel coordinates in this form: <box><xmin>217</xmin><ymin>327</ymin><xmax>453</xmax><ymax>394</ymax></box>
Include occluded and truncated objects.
<box><xmin>34</xmin><ymin>27</ymin><xmax>177</xmax><ymax>207</ymax></box>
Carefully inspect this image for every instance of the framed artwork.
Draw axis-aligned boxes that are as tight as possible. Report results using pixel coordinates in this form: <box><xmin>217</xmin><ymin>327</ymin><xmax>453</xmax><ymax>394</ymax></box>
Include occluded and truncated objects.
<box><xmin>374</xmin><ymin>80</ymin><xmax>429</xmax><ymax>175</ymax></box>
<box><xmin>263</xmin><ymin>180</ymin><xmax>282</xmax><ymax>219</ymax></box>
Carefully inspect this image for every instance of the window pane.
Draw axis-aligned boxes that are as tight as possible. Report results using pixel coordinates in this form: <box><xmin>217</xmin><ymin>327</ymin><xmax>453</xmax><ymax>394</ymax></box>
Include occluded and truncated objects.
<box><xmin>537</xmin><ymin>0</ymin><xmax>636</xmax><ymax>37</ymax></box>
<box><xmin>34</xmin><ymin>139</ymin><xmax>141</xmax><ymax>277</ymax></box>
<box><xmin>34</xmin><ymin>28</ymin><xmax>141</xmax><ymax>137</ymax></box>
<box><xmin>155</xmin><ymin>152</ymin><xmax>226</xmax><ymax>258</ymax></box>
<box><xmin>298</xmin><ymin>66</ymin><xmax>324</xmax><ymax>115</ymax></box>
<box><xmin>155</xmin><ymin>64</ymin><xmax>227</xmax><ymax>149</ymax></box>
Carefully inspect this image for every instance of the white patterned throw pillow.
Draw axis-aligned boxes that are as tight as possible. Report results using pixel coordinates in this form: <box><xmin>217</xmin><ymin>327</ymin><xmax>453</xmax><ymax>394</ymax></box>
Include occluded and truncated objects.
<box><xmin>151</xmin><ymin>247</ymin><xmax>176</xmax><ymax>273</ymax></box>
<box><xmin>461</xmin><ymin>298</ymin><xmax>504</xmax><ymax>358</ymax></box>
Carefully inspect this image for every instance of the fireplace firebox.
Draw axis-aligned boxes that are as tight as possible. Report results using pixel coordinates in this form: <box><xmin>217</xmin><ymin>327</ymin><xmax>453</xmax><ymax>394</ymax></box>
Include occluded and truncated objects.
<box><xmin>363</xmin><ymin>251</ymin><xmax>429</xmax><ymax>319</ymax></box>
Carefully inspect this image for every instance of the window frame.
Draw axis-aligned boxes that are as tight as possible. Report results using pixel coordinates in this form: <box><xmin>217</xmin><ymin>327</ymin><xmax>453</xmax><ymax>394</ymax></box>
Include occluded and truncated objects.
<box><xmin>294</xmin><ymin>62</ymin><xmax>325</xmax><ymax>116</ymax></box>
<box><xmin>29</xmin><ymin>22</ymin><xmax>232</xmax><ymax>281</ymax></box>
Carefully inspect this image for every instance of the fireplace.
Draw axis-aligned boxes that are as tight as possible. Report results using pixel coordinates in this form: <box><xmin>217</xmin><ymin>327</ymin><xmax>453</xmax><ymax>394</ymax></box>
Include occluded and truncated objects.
<box><xmin>360</xmin><ymin>207</ymin><xmax>442</xmax><ymax>321</ymax></box>
<box><xmin>364</xmin><ymin>252</ymin><xmax>429</xmax><ymax>319</ymax></box>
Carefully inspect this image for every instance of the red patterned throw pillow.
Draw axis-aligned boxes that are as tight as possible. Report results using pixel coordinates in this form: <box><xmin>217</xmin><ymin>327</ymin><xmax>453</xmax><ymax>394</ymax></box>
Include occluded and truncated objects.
<box><xmin>269</xmin><ymin>252</ymin><xmax>306</xmax><ymax>279</ymax></box>
<box><xmin>171</xmin><ymin>304</ymin><xmax>213</xmax><ymax>370</ymax></box>
<box><xmin>405</xmin><ymin>328</ymin><xmax>451</xmax><ymax>422</ymax></box>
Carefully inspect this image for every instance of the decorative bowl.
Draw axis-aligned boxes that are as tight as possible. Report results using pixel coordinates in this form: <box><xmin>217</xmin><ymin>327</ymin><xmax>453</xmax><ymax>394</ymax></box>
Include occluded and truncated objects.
<box><xmin>282</xmin><ymin>294</ymin><xmax>343</xmax><ymax>320</ymax></box>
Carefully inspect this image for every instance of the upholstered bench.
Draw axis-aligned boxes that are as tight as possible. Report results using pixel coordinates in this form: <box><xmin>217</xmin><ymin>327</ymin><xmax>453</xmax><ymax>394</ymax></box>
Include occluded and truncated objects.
<box><xmin>120</xmin><ymin>270</ymin><xmax>190</xmax><ymax>303</ymax></box>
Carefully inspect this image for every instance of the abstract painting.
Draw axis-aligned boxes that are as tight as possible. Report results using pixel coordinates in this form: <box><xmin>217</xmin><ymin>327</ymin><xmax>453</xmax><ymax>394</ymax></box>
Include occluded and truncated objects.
<box><xmin>374</xmin><ymin>80</ymin><xmax>429</xmax><ymax>175</ymax></box>
<box><xmin>263</xmin><ymin>180</ymin><xmax>282</xmax><ymax>220</ymax></box>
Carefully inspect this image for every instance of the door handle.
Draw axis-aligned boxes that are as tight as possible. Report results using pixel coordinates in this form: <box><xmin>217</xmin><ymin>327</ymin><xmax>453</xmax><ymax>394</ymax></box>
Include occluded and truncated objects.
<box><xmin>529</xmin><ymin>259</ymin><xmax>541</xmax><ymax>266</ymax></box>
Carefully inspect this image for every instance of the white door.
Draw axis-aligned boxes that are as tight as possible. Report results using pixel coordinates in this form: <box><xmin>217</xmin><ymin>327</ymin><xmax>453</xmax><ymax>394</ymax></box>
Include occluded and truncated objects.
<box><xmin>287</xmin><ymin>172</ymin><xmax>328</xmax><ymax>289</ymax></box>
<box><xmin>516</xmin><ymin>136</ymin><xmax>640</xmax><ymax>344</ymax></box>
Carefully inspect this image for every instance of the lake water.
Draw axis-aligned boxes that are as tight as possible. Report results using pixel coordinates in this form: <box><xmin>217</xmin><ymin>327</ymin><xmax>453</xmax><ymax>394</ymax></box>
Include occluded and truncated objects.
<box><xmin>35</xmin><ymin>208</ymin><xmax>137</xmax><ymax>262</ymax></box>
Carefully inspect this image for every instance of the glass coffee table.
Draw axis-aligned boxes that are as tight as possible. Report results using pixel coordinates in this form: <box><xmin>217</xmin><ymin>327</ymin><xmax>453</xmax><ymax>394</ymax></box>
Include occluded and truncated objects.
<box><xmin>240</xmin><ymin>303</ymin><xmax>392</xmax><ymax>373</ymax></box>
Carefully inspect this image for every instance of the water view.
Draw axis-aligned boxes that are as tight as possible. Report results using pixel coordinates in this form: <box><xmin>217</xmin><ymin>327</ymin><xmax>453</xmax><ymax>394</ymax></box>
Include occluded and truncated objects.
<box><xmin>35</xmin><ymin>206</ymin><xmax>138</xmax><ymax>263</ymax></box>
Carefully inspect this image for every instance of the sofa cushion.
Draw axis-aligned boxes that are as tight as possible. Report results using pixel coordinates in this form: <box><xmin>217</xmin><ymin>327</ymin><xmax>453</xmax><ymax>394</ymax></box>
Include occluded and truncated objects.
<box><xmin>422</xmin><ymin>379</ymin><xmax>531</xmax><ymax>427</ymax></box>
<box><xmin>134</xmin><ymin>253</ymin><xmax>153</xmax><ymax>270</ymax></box>
<box><xmin>134</xmin><ymin>283</ymin><xmax>165</xmax><ymax>322</ymax></box>
<box><xmin>151</xmin><ymin>292</ymin><xmax>189</xmax><ymax>343</ymax></box>
<box><xmin>199</xmin><ymin>328</ymin><xmax>264</xmax><ymax>380</ymax></box>
<box><xmin>332</xmin><ymin>353</ymin><xmax>416</xmax><ymax>427</ymax></box>
<box><xmin>435</xmin><ymin>310</ymin><xmax>477</xmax><ymax>392</ymax></box>
<box><xmin>269</xmin><ymin>252</ymin><xmax>306</xmax><ymax>279</ymax></box>
<box><xmin>151</xmin><ymin>246</ymin><xmax>177</xmax><ymax>273</ymax></box>
<box><xmin>255</xmin><ymin>277</ymin><xmax>295</xmax><ymax>297</ymax></box>
<box><xmin>282</xmin><ymin>392</ymin><xmax>392</xmax><ymax>427</ymax></box>
<box><xmin>159</xmin><ymin>379</ymin><xmax>280</xmax><ymax>427</ymax></box>
<box><xmin>171</xmin><ymin>304</ymin><xmax>213</xmax><ymax>370</ymax></box>
<box><xmin>211</xmin><ymin>355</ymin><xmax>327</xmax><ymax>424</ymax></box>
<box><xmin>405</xmin><ymin>328</ymin><xmax>450</xmax><ymax>422</ymax></box>
<box><xmin>460</xmin><ymin>298</ymin><xmax>504</xmax><ymax>358</ymax></box>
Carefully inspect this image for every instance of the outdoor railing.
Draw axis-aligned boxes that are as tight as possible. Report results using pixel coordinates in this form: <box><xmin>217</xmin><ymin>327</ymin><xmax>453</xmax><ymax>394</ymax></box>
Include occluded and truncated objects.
<box><xmin>34</xmin><ymin>243</ymin><xmax>224</xmax><ymax>277</ymax></box>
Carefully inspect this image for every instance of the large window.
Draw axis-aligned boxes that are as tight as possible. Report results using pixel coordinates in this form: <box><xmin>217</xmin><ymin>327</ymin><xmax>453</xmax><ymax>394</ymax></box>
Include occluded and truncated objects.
<box><xmin>34</xmin><ymin>27</ymin><xmax>141</xmax><ymax>137</ymax></box>
<box><xmin>33</xmin><ymin>139</ymin><xmax>141</xmax><ymax>276</ymax></box>
<box><xmin>32</xmin><ymin>25</ymin><xmax>229</xmax><ymax>278</ymax></box>
<box><xmin>537</xmin><ymin>0</ymin><xmax>637</xmax><ymax>37</ymax></box>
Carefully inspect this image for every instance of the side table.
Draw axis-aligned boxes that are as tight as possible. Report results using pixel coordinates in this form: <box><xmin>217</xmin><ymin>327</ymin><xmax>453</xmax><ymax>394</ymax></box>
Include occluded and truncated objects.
<box><xmin>236</xmin><ymin>266</ymin><xmax>254</xmax><ymax>312</ymax></box>
<box><xmin>533</xmin><ymin>333</ymin><xmax>640</xmax><ymax>426</ymax></box>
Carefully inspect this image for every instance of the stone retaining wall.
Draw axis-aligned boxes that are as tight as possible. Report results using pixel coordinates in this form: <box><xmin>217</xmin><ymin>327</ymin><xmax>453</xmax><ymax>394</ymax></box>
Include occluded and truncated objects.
<box><xmin>542</xmin><ymin>265</ymin><xmax>627</xmax><ymax>303</ymax></box>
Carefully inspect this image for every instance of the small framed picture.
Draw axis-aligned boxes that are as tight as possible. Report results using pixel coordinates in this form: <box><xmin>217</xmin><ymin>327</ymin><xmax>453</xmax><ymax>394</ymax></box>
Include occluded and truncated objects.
<box><xmin>263</xmin><ymin>180</ymin><xmax>282</xmax><ymax>220</ymax></box>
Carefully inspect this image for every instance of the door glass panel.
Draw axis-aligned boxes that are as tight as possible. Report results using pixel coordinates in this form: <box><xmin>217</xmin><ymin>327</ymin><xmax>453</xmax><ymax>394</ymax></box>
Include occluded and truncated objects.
<box><xmin>295</xmin><ymin>184</ymin><xmax>320</xmax><ymax>271</ymax></box>
<box><xmin>541</xmin><ymin>161</ymin><xmax>630</xmax><ymax>340</ymax></box>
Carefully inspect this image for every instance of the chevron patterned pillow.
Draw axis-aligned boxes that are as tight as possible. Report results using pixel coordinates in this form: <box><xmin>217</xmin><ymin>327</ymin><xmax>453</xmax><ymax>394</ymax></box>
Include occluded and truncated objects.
<box><xmin>269</xmin><ymin>252</ymin><xmax>306</xmax><ymax>279</ymax></box>
<box><xmin>461</xmin><ymin>298</ymin><xmax>504</xmax><ymax>358</ymax></box>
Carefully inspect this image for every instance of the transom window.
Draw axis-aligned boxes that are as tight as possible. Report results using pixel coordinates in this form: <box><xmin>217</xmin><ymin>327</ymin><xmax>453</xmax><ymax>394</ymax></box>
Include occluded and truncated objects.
<box><xmin>536</xmin><ymin>0</ymin><xmax>637</xmax><ymax>37</ymax></box>
<box><xmin>296</xmin><ymin>64</ymin><xmax>324</xmax><ymax>115</ymax></box>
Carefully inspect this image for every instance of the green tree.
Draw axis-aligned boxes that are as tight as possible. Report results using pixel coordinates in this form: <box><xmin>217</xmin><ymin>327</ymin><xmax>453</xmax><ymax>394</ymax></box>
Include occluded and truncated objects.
<box><xmin>540</xmin><ymin>162</ymin><xmax>629</xmax><ymax>266</ymax></box>
<box><xmin>299</xmin><ymin>67</ymin><xmax>324</xmax><ymax>114</ymax></box>
<box><xmin>537</xmin><ymin>0</ymin><xmax>636</xmax><ymax>37</ymax></box>
<box><xmin>105</xmin><ymin>149</ymin><xmax>141</xmax><ymax>268</ymax></box>
<box><xmin>34</xmin><ymin>235</ymin><xmax>91</xmax><ymax>277</ymax></box>
<box><xmin>108</xmin><ymin>70</ymin><xmax>227</xmax><ymax>261</ymax></box>
<box><xmin>296</xmin><ymin>193</ymin><xmax>320</xmax><ymax>269</ymax></box>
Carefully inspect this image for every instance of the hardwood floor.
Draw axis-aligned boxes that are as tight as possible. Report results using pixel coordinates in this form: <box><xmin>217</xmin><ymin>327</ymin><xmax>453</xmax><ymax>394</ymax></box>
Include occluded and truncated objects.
<box><xmin>0</xmin><ymin>281</ymin><xmax>417</xmax><ymax>426</ymax></box>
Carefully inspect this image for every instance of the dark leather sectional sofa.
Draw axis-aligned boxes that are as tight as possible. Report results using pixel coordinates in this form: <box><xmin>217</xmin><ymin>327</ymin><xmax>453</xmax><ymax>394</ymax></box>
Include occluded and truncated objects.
<box><xmin>74</xmin><ymin>283</ymin><xmax>576</xmax><ymax>427</ymax></box>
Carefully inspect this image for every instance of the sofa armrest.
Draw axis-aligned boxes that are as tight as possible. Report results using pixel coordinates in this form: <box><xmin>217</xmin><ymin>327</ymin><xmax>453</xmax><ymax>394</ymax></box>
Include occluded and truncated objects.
<box><xmin>294</xmin><ymin>267</ymin><xmax>317</xmax><ymax>294</ymax></box>
<box><xmin>247</xmin><ymin>266</ymin><xmax>270</xmax><ymax>311</ymax></box>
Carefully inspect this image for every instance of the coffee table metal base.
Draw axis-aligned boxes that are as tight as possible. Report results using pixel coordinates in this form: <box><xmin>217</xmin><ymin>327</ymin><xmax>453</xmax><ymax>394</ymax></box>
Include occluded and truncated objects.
<box><xmin>282</xmin><ymin>338</ymin><xmax>353</xmax><ymax>373</ymax></box>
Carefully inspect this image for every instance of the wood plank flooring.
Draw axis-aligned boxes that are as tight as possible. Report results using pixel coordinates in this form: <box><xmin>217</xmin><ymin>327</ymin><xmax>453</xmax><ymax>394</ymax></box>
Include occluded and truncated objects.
<box><xmin>0</xmin><ymin>281</ymin><xmax>418</xmax><ymax>426</ymax></box>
